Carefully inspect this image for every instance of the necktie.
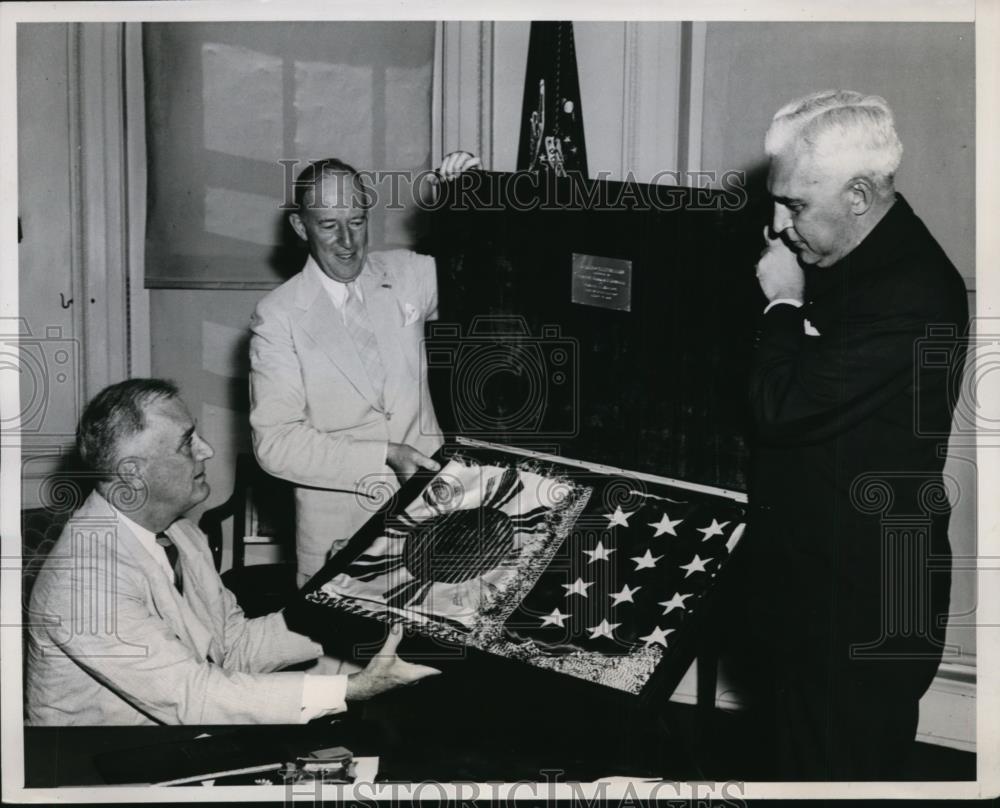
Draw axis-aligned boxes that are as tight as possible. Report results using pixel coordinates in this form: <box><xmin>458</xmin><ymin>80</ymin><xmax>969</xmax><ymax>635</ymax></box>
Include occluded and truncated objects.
<box><xmin>156</xmin><ymin>532</ymin><xmax>184</xmax><ymax>595</ymax></box>
<box><xmin>343</xmin><ymin>281</ymin><xmax>387</xmax><ymax>410</ymax></box>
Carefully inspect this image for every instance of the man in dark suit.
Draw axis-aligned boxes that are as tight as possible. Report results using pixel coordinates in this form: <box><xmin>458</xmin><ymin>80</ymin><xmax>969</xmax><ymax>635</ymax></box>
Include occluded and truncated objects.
<box><xmin>747</xmin><ymin>90</ymin><xmax>968</xmax><ymax>779</ymax></box>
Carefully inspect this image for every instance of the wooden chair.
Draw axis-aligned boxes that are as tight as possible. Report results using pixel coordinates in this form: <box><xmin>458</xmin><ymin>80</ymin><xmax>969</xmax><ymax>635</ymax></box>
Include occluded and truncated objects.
<box><xmin>199</xmin><ymin>453</ymin><xmax>298</xmax><ymax>617</ymax></box>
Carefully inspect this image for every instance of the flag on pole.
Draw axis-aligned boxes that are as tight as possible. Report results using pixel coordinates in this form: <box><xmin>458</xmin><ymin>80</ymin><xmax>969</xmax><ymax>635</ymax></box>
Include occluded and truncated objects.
<box><xmin>516</xmin><ymin>22</ymin><xmax>589</xmax><ymax>177</ymax></box>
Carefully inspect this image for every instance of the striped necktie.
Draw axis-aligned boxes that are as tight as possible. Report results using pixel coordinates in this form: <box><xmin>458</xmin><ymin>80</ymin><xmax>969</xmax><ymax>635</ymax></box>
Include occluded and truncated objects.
<box><xmin>343</xmin><ymin>281</ymin><xmax>387</xmax><ymax>410</ymax></box>
<box><xmin>155</xmin><ymin>532</ymin><xmax>184</xmax><ymax>595</ymax></box>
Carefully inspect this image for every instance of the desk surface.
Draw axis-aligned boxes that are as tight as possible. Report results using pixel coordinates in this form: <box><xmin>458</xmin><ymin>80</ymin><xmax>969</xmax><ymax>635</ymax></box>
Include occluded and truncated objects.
<box><xmin>24</xmin><ymin>678</ymin><xmax>693</xmax><ymax>787</ymax></box>
<box><xmin>24</xmin><ymin>721</ymin><xmax>383</xmax><ymax>787</ymax></box>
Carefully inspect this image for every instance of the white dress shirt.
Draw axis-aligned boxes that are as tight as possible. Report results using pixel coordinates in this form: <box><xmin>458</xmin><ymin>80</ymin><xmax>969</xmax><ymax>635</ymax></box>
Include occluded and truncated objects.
<box><xmin>307</xmin><ymin>255</ymin><xmax>364</xmax><ymax>318</ymax></box>
<box><xmin>117</xmin><ymin>508</ymin><xmax>177</xmax><ymax>586</ymax></box>
<box><xmin>763</xmin><ymin>297</ymin><xmax>803</xmax><ymax>314</ymax></box>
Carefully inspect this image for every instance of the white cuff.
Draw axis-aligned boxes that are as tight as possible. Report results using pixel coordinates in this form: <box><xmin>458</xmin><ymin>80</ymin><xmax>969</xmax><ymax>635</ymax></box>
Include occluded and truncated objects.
<box><xmin>763</xmin><ymin>298</ymin><xmax>803</xmax><ymax>314</ymax></box>
<box><xmin>300</xmin><ymin>674</ymin><xmax>348</xmax><ymax>723</ymax></box>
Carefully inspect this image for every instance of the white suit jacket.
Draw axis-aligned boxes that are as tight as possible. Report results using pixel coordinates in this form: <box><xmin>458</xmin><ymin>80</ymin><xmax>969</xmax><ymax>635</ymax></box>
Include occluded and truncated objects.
<box><xmin>26</xmin><ymin>492</ymin><xmax>324</xmax><ymax>725</ymax></box>
<box><xmin>249</xmin><ymin>250</ymin><xmax>444</xmax><ymax>581</ymax></box>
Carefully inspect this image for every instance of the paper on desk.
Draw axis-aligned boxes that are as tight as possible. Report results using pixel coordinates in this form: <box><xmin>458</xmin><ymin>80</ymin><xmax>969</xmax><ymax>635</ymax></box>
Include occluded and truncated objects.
<box><xmin>353</xmin><ymin>757</ymin><xmax>379</xmax><ymax>783</ymax></box>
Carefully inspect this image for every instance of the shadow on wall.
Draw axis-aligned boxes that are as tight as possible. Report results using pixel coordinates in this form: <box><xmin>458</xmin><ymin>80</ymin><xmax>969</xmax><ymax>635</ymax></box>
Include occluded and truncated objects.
<box><xmin>266</xmin><ymin>214</ymin><xmax>307</xmax><ymax>281</ymax></box>
<box><xmin>225</xmin><ymin>329</ymin><xmax>253</xmax><ymax>420</ymax></box>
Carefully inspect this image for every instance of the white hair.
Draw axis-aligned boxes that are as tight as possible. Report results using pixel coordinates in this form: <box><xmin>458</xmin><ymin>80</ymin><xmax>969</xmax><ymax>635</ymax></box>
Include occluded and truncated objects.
<box><xmin>764</xmin><ymin>90</ymin><xmax>903</xmax><ymax>191</ymax></box>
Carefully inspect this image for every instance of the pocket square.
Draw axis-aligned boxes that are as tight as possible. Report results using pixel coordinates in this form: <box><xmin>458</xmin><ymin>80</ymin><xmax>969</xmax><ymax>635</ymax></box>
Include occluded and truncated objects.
<box><xmin>803</xmin><ymin>318</ymin><xmax>821</xmax><ymax>337</ymax></box>
<box><xmin>401</xmin><ymin>302</ymin><xmax>421</xmax><ymax>326</ymax></box>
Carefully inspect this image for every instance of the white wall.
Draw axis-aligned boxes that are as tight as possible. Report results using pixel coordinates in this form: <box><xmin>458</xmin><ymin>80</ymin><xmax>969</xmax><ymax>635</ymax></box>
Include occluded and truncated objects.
<box><xmin>16</xmin><ymin>24</ymin><xmax>82</xmax><ymax>508</ymax></box>
<box><xmin>16</xmin><ymin>22</ymin><xmax>148</xmax><ymax>510</ymax></box>
<box><xmin>698</xmin><ymin>21</ymin><xmax>975</xmax><ymax>284</ymax></box>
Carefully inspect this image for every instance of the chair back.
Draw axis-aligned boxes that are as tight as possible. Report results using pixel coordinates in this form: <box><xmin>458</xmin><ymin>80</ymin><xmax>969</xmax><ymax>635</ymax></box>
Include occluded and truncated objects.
<box><xmin>198</xmin><ymin>453</ymin><xmax>295</xmax><ymax>570</ymax></box>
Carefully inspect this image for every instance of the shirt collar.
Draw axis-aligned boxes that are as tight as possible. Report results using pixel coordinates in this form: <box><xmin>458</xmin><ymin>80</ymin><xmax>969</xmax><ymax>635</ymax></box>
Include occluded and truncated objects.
<box><xmin>113</xmin><ymin>502</ymin><xmax>176</xmax><ymax>580</ymax></box>
<box><xmin>115</xmin><ymin>506</ymin><xmax>157</xmax><ymax>546</ymax></box>
<box><xmin>305</xmin><ymin>254</ymin><xmax>364</xmax><ymax>308</ymax></box>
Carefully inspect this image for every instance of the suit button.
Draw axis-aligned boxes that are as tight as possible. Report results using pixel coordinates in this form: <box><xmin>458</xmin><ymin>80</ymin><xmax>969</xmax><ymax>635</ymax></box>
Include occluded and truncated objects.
<box><xmin>385</xmin><ymin>411</ymin><xmax>392</xmax><ymax>420</ymax></box>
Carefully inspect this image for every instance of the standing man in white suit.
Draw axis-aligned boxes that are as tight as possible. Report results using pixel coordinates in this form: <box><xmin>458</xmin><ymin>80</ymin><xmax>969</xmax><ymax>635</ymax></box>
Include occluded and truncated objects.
<box><xmin>249</xmin><ymin>152</ymin><xmax>480</xmax><ymax>585</ymax></box>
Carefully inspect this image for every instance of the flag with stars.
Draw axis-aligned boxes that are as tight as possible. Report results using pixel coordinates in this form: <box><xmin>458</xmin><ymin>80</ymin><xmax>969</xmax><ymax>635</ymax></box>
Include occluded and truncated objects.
<box><xmin>499</xmin><ymin>476</ymin><xmax>746</xmax><ymax>690</ymax></box>
<box><xmin>302</xmin><ymin>446</ymin><xmax>746</xmax><ymax>697</ymax></box>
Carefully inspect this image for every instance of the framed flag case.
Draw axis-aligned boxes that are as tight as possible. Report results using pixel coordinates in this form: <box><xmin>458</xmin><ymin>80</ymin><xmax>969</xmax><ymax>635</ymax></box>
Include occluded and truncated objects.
<box><xmin>293</xmin><ymin>439</ymin><xmax>746</xmax><ymax>704</ymax></box>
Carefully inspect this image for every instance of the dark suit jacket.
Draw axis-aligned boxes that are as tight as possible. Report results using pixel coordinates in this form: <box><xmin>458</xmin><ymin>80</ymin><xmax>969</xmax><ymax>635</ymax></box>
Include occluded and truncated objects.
<box><xmin>747</xmin><ymin>195</ymin><xmax>968</xmax><ymax>693</ymax></box>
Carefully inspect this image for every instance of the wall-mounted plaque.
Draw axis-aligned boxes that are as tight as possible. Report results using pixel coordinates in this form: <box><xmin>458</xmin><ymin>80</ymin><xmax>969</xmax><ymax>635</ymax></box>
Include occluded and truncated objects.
<box><xmin>571</xmin><ymin>253</ymin><xmax>633</xmax><ymax>312</ymax></box>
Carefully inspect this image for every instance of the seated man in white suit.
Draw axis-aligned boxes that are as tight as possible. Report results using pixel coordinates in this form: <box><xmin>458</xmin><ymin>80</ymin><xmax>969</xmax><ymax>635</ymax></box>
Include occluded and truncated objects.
<box><xmin>250</xmin><ymin>151</ymin><xmax>480</xmax><ymax>585</ymax></box>
<box><xmin>26</xmin><ymin>378</ymin><xmax>437</xmax><ymax>725</ymax></box>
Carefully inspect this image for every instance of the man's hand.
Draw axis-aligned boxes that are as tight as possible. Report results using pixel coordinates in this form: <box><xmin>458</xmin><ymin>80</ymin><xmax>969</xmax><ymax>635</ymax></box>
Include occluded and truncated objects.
<box><xmin>756</xmin><ymin>226</ymin><xmax>805</xmax><ymax>303</ymax></box>
<box><xmin>437</xmin><ymin>150</ymin><xmax>481</xmax><ymax>181</ymax></box>
<box><xmin>386</xmin><ymin>442</ymin><xmax>440</xmax><ymax>484</ymax></box>
<box><xmin>420</xmin><ymin>151</ymin><xmax>482</xmax><ymax>203</ymax></box>
<box><xmin>344</xmin><ymin>624</ymin><xmax>440</xmax><ymax>701</ymax></box>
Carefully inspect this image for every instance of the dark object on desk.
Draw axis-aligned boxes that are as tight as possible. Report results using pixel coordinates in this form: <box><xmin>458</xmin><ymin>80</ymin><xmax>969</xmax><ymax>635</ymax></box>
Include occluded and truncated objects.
<box><xmin>199</xmin><ymin>452</ymin><xmax>297</xmax><ymax>617</ymax></box>
<box><xmin>88</xmin><ymin>723</ymin><xmax>372</xmax><ymax>786</ymax></box>
<box><xmin>156</xmin><ymin>744</ymin><xmax>358</xmax><ymax>786</ymax></box>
